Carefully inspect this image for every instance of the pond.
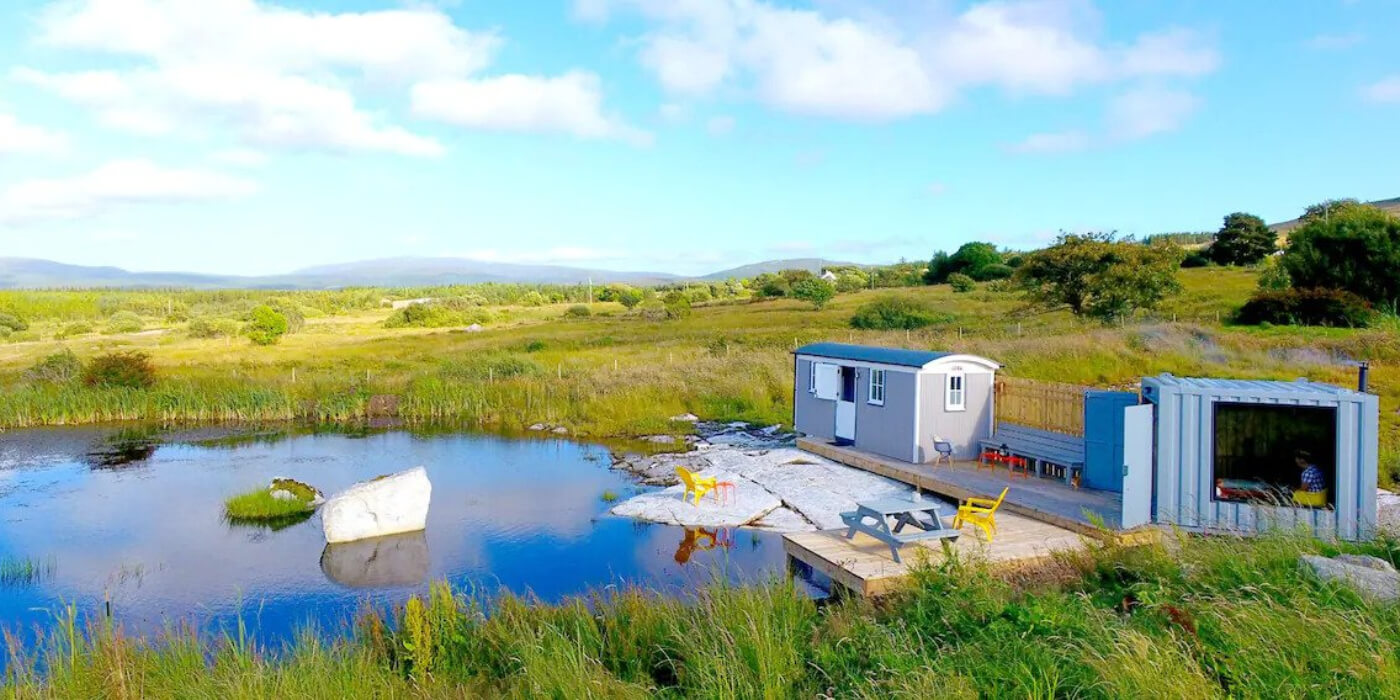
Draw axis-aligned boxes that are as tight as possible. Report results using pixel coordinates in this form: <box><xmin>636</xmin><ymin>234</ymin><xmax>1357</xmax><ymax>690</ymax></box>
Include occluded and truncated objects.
<box><xmin>0</xmin><ymin>425</ymin><xmax>820</xmax><ymax>650</ymax></box>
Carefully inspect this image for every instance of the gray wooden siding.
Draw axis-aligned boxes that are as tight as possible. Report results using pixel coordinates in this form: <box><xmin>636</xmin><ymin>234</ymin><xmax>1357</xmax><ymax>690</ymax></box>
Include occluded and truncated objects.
<box><xmin>793</xmin><ymin>358</ymin><xmax>835</xmax><ymax>440</ymax></box>
<box><xmin>916</xmin><ymin>372</ymin><xmax>993</xmax><ymax>461</ymax></box>
<box><xmin>1148</xmin><ymin>380</ymin><xmax>1379</xmax><ymax>540</ymax></box>
<box><xmin>853</xmin><ymin>368</ymin><xmax>917</xmax><ymax>462</ymax></box>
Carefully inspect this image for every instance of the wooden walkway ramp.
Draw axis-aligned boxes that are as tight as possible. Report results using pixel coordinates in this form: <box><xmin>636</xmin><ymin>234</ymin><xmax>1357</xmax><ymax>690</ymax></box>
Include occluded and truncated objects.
<box><xmin>797</xmin><ymin>438</ymin><xmax>1123</xmax><ymax>535</ymax></box>
<box><xmin>784</xmin><ymin>509</ymin><xmax>1086</xmax><ymax>597</ymax></box>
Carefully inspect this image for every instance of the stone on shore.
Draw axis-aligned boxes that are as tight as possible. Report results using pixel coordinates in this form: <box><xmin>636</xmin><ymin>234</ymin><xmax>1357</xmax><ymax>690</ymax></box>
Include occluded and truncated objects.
<box><xmin>610</xmin><ymin>470</ymin><xmax>781</xmax><ymax>528</ymax></box>
<box><xmin>321</xmin><ymin>531</ymin><xmax>430</xmax><ymax>588</ymax></box>
<box><xmin>322</xmin><ymin>467</ymin><xmax>432</xmax><ymax>544</ymax></box>
<box><xmin>1301</xmin><ymin>553</ymin><xmax>1400</xmax><ymax>601</ymax></box>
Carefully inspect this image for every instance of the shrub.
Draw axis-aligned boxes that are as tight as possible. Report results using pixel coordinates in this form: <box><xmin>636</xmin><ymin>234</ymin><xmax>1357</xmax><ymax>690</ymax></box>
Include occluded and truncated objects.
<box><xmin>0</xmin><ymin>326</ymin><xmax>10</xmax><ymax>339</ymax></box>
<box><xmin>1235</xmin><ymin>287</ymin><xmax>1374</xmax><ymax>327</ymax></box>
<box><xmin>519</xmin><ymin>291</ymin><xmax>547</xmax><ymax>307</ymax></box>
<box><xmin>849</xmin><ymin>296</ymin><xmax>952</xmax><ymax>330</ymax></box>
<box><xmin>265</xmin><ymin>297</ymin><xmax>306</xmax><ymax>334</ymax></box>
<box><xmin>0</xmin><ymin>312</ymin><xmax>28</xmax><ymax>332</ymax></box>
<box><xmin>615</xmin><ymin>287</ymin><xmax>645</xmax><ymax>309</ymax></box>
<box><xmin>1257</xmin><ymin>257</ymin><xmax>1291</xmax><ymax>291</ymax></box>
<box><xmin>24</xmin><ymin>349</ymin><xmax>83</xmax><ymax>384</ymax></box>
<box><xmin>634</xmin><ymin>299</ymin><xmax>669</xmax><ymax>321</ymax></box>
<box><xmin>1014</xmin><ymin>232</ymin><xmax>1183</xmax><ymax>322</ymax></box>
<box><xmin>947</xmin><ymin>273</ymin><xmax>976</xmax><ymax>293</ymax></box>
<box><xmin>1282</xmin><ymin>204</ymin><xmax>1400</xmax><ymax>309</ymax></box>
<box><xmin>1180</xmin><ymin>250</ymin><xmax>1211</xmax><ymax>268</ymax></box>
<box><xmin>55</xmin><ymin>322</ymin><xmax>93</xmax><ymax>339</ymax></box>
<box><xmin>970</xmin><ymin>263</ymin><xmax>1014</xmax><ymax>281</ymax></box>
<box><xmin>188</xmin><ymin>317</ymin><xmax>241</xmax><ymax>339</ymax></box>
<box><xmin>663</xmin><ymin>291</ymin><xmax>692</xmax><ymax>319</ymax></box>
<box><xmin>104</xmin><ymin>311</ymin><xmax>144</xmax><ymax>334</ymax></box>
<box><xmin>564</xmin><ymin>304</ymin><xmax>591</xmax><ymax>318</ymax></box>
<box><xmin>83</xmin><ymin>351</ymin><xmax>156</xmax><ymax>389</ymax></box>
<box><xmin>384</xmin><ymin>302</ymin><xmax>492</xmax><ymax>329</ymax></box>
<box><xmin>245</xmin><ymin>305</ymin><xmax>289</xmax><ymax>346</ymax></box>
<box><xmin>524</xmin><ymin>340</ymin><xmax>547</xmax><ymax>352</ymax></box>
<box><xmin>790</xmin><ymin>278</ymin><xmax>836</xmax><ymax>309</ymax></box>
<box><xmin>924</xmin><ymin>242</ymin><xmax>1003</xmax><ymax>284</ymax></box>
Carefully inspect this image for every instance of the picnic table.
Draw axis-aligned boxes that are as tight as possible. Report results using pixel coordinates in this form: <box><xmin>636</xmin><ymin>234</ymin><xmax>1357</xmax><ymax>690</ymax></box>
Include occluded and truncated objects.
<box><xmin>840</xmin><ymin>495</ymin><xmax>960</xmax><ymax>563</ymax></box>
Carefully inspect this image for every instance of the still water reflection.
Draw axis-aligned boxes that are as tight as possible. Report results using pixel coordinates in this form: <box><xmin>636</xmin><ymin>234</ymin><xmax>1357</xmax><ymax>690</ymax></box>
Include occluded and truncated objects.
<box><xmin>0</xmin><ymin>426</ymin><xmax>816</xmax><ymax>649</ymax></box>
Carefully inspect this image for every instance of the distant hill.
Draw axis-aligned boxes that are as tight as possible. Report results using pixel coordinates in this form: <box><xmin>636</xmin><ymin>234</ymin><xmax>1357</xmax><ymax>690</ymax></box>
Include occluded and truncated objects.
<box><xmin>0</xmin><ymin>256</ymin><xmax>858</xmax><ymax>290</ymax></box>
<box><xmin>0</xmin><ymin>258</ymin><xmax>246</xmax><ymax>289</ymax></box>
<box><xmin>1269</xmin><ymin>196</ymin><xmax>1400</xmax><ymax>234</ymax></box>
<box><xmin>698</xmin><ymin>258</ymin><xmax>859</xmax><ymax>281</ymax></box>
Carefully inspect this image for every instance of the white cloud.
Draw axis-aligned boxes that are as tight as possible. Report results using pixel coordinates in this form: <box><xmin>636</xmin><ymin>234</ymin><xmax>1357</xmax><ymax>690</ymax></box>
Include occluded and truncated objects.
<box><xmin>1106</xmin><ymin>85</ymin><xmax>1200</xmax><ymax>139</ymax></box>
<box><xmin>0</xmin><ymin>159</ymin><xmax>259</xmax><ymax>224</ymax></box>
<box><xmin>15</xmin><ymin>65</ymin><xmax>445</xmax><ymax>157</ymax></box>
<box><xmin>1006</xmin><ymin>129</ymin><xmax>1089</xmax><ymax>154</ymax></box>
<box><xmin>706</xmin><ymin>115</ymin><xmax>735</xmax><ymax>135</ymax></box>
<box><xmin>1362</xmin><ymin>75</ymin><xmax>1400</xmax><ymax>103</ymax></box>
<box><xmin>0</xmin><ymin>113</ymin><xmax>69</xmax><ymax>155</ymax></box>
<box><xmin>1305</xmin><ymin>32</ymin><xmax>1364</xmax><ymax>50</ymax></box>
<box><xmin>34</xmin><ymin>0</ymin><xmax>500</xmax><ymax>83</ymax></box>
<box><xmin>582</xmin><ymin>0</ymin><xmax>1219</xmax><ymax>122</ymax></box>
<box><xmin>926</xmin><ymin>182</ymin><xmax>947</xmax><ymax>196</ymax></box>
<box><xmin>19</xmin><ymin>0</ymin><xmax>640</xmax><ymax>154</ymax></box>
<box><xmin>210</xmin><ymin>148</ymin><xmax>268</xmax><ymax>167</ymax></box>
<box><xmin>411</xmin><ymin>72</ymin><xmax>651</xmax><ymax>145</ymax></box>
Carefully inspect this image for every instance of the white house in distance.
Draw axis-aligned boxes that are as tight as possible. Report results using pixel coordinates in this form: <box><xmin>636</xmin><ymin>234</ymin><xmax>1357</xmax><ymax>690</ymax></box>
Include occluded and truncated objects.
<box><xmin>819</xmin><ymin>270</ymin><xmax>838</xmax><ymax>282</ymax></box>
<box><xmin>792</xmin><ymin>342</ymin><xmax>1001</xmax><ymax>463</ymax></box>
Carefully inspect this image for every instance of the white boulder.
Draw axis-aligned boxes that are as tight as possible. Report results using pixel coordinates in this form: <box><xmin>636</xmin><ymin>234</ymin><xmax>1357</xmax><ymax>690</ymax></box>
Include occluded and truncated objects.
<box><xmin>322</xmin><ymin>467</ymin><xmax>432</xmax><ymax>544</ymax></box>
<box><xmin>1301</xmin><ymin>554</ymin><xmax>1400</xmax><ymax>602</ymax></box>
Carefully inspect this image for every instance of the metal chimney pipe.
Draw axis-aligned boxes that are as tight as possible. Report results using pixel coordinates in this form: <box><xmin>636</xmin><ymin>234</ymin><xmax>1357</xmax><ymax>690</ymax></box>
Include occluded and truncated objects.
<box><xmin>1358</xmin><ymin>361</ymin><xmax>1370</xmax><ymax>393</ymax></box>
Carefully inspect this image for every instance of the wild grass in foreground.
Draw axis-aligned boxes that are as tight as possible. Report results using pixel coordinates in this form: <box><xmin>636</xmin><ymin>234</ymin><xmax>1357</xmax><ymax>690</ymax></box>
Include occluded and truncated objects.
<box><xmin>5</xmin><ymin>532</ymin><xmax>1399</xmax><ymax>698</ymax></box>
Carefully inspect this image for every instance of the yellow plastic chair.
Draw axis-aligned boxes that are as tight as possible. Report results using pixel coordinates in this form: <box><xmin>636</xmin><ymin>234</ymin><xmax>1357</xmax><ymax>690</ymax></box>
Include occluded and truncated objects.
<box><xmin>953</xmin><ymin>487</ymin><xmax>1009</xmax><ymax>541</ymax></box>
<box><xmin>677</xmin><ymin>466</ymin><xmax>718</xmax><ymax>506</ymax></box>
<box><xmin>1293</xmin><ymin>489</ymin><xmax>1328</xmax><ymax>508</ymax></box>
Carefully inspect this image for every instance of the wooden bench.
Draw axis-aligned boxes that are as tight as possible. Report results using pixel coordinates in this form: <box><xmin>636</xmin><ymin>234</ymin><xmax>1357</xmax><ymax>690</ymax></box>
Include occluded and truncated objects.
<box><xmin>980</xmin><ymin>423</ymin><xmax>1085</xmax><ymax>483</ymax></box>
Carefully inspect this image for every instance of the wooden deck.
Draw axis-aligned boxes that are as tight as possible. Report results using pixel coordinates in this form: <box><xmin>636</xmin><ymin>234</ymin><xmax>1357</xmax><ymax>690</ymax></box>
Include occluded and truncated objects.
<box><xmin>798</xmin><ymin>438</ymin><xmax>1124</xmax><ymax>535</ymax></box>
<box><xmin>784</xmin><ymin>508</ymin><xmax>1086</xmax><ymax>597</ymax></box>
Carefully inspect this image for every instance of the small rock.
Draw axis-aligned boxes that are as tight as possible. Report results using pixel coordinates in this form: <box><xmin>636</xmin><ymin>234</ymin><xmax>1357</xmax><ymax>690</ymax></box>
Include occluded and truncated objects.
<box><xmin>464</xmin><ymin>323</ymin><xmax>483</xmax><ymax>332</ymax></box>
<box><xmin>726</xmin><ymin>421</ymin><xmax>749</xmax><ymax>429</ymax></box>
<box><xmin>761</xmin><ymin>424</ymin><xmax>782</xmax><ymax>435</ymax></box>
<box><xmin>552</xmin><ymin>426</ymin><xmax>569</xmax><ymax>435</ymax></box>
<box><xmin>1301</xmin><ymin>554</ymin><xmax>1400</xmax><ymax>601</ymax></box>
<box><xmin>270</xmin><ymin>489</ymin><xmax>297</xmax><ymax>501</ymax></box>
<box><xmin>644</xmin><ymin>435</ymin><xmax>677</xmax><ymax>444</ymax></box>
<box><xmin>528</xmin><ymin>423</ymin><xmax>547</xmax><ymax>431</ymax></box>
<box><xmin>670</xmin><ymin>413</ymin><xmax>700</xmax><ymax>423</ymax></box>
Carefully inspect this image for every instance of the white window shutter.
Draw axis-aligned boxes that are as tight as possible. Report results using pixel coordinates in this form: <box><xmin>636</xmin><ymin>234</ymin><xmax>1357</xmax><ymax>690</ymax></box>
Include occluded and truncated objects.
<box><xmin>814</xmin><ymin>363</ymin><xmax>840</xmax><ymax>400</ymax></box>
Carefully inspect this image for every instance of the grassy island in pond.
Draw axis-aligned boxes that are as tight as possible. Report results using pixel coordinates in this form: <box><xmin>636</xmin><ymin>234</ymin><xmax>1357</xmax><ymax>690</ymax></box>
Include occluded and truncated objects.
<box><xmin>224</xmin><ymin>479</ymin><xmax>319</xmax><ymax>523</ymax></box>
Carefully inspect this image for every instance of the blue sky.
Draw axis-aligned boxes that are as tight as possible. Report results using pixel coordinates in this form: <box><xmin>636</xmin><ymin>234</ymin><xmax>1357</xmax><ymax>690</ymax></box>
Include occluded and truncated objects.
<box><xmin>0</xmin><ymin>0</ymin><xmax>1396</xmax><ymax>276</ymax></box>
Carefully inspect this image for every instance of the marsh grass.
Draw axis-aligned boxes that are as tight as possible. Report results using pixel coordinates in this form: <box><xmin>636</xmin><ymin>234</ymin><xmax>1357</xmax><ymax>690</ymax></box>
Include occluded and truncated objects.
<box><xmin>0</xmin><ymin>556</ymin><xmax>55</xmax><ymax>587</ymax></box>
<box><xmin>4</xmin><ymin>532</ymin><xmax>1400</xmax><ymax>697</ymax></box>
<box><xmin>224</xmin><ymin>488</ymin><xmax>315</xmax><ymax>523</ymax></box>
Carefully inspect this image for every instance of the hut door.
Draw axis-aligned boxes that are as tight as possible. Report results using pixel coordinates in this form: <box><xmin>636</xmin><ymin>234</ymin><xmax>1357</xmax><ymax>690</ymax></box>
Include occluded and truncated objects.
<box><xmin>835</xmin><ymin>367</ymin><xmax>856</xmax><ymax>441</ymax></box>
<box><xmin>1121</xmin><ymin>404</ymin><xmax>1154</xmax><ymax>529</ymax></box>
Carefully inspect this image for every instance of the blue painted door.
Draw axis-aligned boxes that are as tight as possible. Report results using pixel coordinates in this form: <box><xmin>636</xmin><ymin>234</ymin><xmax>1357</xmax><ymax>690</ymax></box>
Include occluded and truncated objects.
<box><xmin>1121</xmin><ymin>404</ymin><xmax>1154</xmax><ymax>529</ymax></box>
<box><xmin>1083</xmin><ymin>391</ymin><xmax>1139</xmax><ymax>491</ymax></box>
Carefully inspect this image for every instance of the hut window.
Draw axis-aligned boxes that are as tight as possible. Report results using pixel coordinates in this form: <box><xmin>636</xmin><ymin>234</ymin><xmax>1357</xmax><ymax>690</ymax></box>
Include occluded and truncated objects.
<box><xmin>945</xmin><ymin>372</ymin><xmax>966</xmax><ymax>412</ymax></box>
<box><xmin>1211</xmin><ymin>403</ymin><xmax>1337</xmax><ymax>508</ymax></box>
<box><xmin>868</xmin><ymin>369</ymin><xmax>886</xmax><ymax>405</ymax></box>
<box><xmin>808</xmin><ymin>362</ymin><xmax>816</xmax><ymax>393</ymax></box>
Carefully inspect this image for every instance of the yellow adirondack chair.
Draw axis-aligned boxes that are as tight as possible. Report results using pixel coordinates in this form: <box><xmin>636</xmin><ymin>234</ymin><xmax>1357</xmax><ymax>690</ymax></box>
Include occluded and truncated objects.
<box><xmin>677</xmin><ymin>467</ymin><xmax>718</xmax><ymax>506</ymax></box>
<box><xmin>953</xmin><ymin>487</ymin><xmax>1009</xmax><ymax>541</ymax></box>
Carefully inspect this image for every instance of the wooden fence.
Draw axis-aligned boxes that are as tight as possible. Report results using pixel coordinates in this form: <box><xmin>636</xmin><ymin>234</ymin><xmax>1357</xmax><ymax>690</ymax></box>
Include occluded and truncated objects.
<box><xmin>995</xmin><ymin>376</ymin><xmax>1086</xmax><ymax>437</ymax></box>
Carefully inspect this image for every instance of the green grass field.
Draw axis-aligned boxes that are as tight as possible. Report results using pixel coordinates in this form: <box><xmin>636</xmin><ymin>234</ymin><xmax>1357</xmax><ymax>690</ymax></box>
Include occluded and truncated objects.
<box><xmin>1</xmin><ymin>267</ymin><xmax>1397</xmax><ymax>483</ymax></box>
